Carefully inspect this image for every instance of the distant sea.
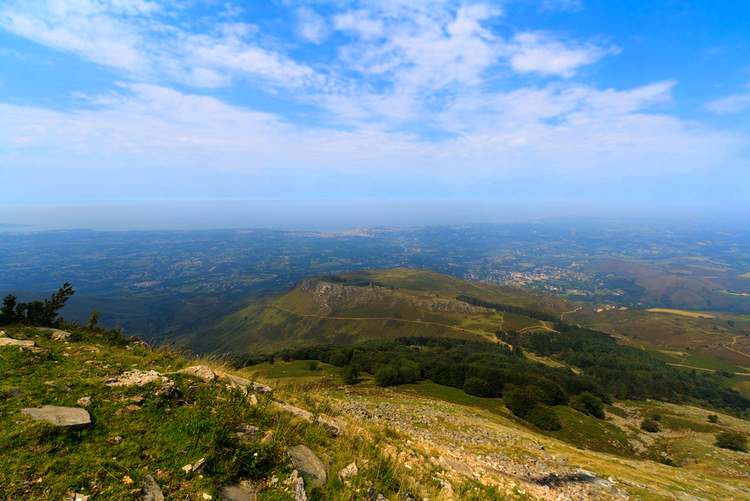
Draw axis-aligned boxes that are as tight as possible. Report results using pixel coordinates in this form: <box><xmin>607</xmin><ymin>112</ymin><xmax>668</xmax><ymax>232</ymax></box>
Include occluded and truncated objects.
<box><xmin>0</xmin><ymin>200</ymin><xmax>746</xmax><ymax>233</ymax></box>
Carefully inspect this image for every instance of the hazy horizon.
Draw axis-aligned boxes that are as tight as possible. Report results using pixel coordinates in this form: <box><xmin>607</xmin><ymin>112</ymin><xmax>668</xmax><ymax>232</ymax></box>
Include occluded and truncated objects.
<box><xmin>2</xmin><ymin>199</ymin><xmax>749</xmax><ymax>233</ymax></box>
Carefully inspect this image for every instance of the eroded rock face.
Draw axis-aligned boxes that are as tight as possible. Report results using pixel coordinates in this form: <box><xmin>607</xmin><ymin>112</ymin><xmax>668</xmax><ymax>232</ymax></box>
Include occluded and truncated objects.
<box><xmin>21</xmin><ymin>406</ymin><xmax>91</xmax><ymax>427</ymax></box>
<box><xmin>105</xmin><ymin>370</ymin><xmax>168</xmax><ymax>387</ymax></box>
<box><xmin>288</xmin><ymin>445</ymin><xmax>327</xmax><ymax>488</ymax></box>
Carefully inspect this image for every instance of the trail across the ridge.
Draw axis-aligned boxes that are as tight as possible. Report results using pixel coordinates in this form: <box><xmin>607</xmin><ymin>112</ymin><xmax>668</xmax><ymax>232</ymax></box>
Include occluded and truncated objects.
<box><xmin>267</xmin><ymin>305</ymin><xmax>512</xmax><ymax>347</ymax></box>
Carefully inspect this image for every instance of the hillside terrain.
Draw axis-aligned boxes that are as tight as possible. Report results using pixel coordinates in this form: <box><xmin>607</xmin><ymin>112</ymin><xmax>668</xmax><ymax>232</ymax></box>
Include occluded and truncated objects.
<box><xmin>2</xmin><ymin>324</ymin><xmax>750</xmax><ymax>500</ymax></box>
<box><xmin>192</xmin><ymin>269</ymin><xmax>569</xmax><ymax>353</ymax></box>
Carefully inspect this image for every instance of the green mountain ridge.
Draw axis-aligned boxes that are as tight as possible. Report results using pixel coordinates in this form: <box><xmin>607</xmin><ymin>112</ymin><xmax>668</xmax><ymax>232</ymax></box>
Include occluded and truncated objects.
<box><xmin>189</xmin><ymin>268</ymin><xmax>568</xmax><ymax>354</ymax></box>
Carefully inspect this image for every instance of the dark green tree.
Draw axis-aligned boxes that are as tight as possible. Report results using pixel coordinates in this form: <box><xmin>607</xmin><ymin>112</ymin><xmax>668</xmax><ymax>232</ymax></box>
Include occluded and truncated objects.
<box><xmin>0</xmin><ymin>294</ymin><xmax>18</xmax><ymax>325</ymax></box>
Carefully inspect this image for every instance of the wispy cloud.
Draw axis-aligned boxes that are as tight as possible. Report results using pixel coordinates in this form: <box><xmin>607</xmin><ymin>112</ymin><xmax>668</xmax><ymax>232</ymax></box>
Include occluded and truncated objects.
<box><xmin>509</xmin><ymin>32</ymin><xmax>618</xmax><ymax>78</ymax></box>
<box><xmin>706</xmin><ymin>85</ymin><xmax>750</xmax><ymax>114</ymax></box>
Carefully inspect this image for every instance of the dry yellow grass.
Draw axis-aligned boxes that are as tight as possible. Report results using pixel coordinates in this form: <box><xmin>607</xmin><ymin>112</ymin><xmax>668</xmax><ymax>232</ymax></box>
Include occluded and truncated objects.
<box><xmin>646</xmin><ymin>308</ymin><xmax>715</xmax><ymax>319</ymax></box>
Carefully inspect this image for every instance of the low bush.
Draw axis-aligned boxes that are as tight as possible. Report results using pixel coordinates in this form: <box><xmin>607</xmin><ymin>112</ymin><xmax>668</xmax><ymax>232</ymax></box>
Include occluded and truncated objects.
<box><xmin>715</xmin><ymin>431</ymin><xmax>747</xmax><ymax>452</ymax></box>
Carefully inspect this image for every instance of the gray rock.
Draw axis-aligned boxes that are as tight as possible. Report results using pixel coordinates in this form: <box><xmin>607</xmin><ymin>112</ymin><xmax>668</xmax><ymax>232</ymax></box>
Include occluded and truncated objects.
<box><xmin>288</xmin><ymin>445</ymin><xmax>327</xmax><ymax>488</ymax></box>
<box><xmin>142</xmin><ymin>474</ymin><xmax>164</xmax><ymax>501</ymax></box>
<box><xmin>220</xmin><ymin>483</ymin><xmax>256</xmax><ymax>501</ymax></box>
<box><xmin>22</xmin><ymin>406</ymin><xmax>91</xmax><ymax>427</ymax></box>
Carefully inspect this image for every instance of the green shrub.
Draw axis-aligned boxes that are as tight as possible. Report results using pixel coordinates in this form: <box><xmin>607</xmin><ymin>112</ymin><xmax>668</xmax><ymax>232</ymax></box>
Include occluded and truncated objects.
<box><xmin>343</xmin><ymin>365</ymin><xmax>360</xmax><ymax>385</ymax></box>
<box><xmin>707</xmin><ymin>414</ymin><xmax>719</xmax><ymax>423</ymax></box>
<box><xmin>526</xmin><ymin>404</ymin><xmax>562</xmax><ymax>431</ymax></box>
<box><xmin>306</xmin><ymin>360</ymin><xmax>320</xmax><ymax>371</ymax></box>
<box><xmin>504</xmin><ymin>385</ymin><xmax>543</xmax><ymax>419</ymax></box>
<box><xmin>570</xmin><ymin>392</ymin><xmax>605</xmax><ymax>419</ymax></box>
<box><xmin>328</xmin><ymin>350</ymin><xmax>349</xmax><ymax>367</ymax></box>
<box><xmin>715</xmin><ymin>431</ymin><xmax>747</xmax><ymax>452</ymax></box>
<box><xmin>375</xmin><ymin>365</ymin><xmax>401</xmax><ymax>387</ymax></box>
<box><xmin>463</xmin><ymin>377</ymin><xmax>493</xmax><ymax>397</ymax></box>
<box><xmin>640</xmin><ymin>418</ymin><xmax>660</xmax><ymax>433</ymax></box>
<box><xmin>397</xmin><ymin>360</ymin><xmax>420</xmax><ymax>384</ymax></box>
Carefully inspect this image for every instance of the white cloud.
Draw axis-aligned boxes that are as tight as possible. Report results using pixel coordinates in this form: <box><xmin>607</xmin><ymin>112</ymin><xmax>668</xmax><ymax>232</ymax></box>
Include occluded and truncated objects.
<box><xmin>297</xmin><ymin>7</ymin><xmax>329</xmax><ymax>44</ymax></box>
<box><xmin>509</xmin><ymin>32</ymin><xmax>618</xmax><ymax>78</ymax></box>
<box><xmin>0</xmin><ymin>81</ymin><xmax>739</xmax><ymax>180</ymax></box>
<box><xmin>706</xmin><ymin>87</ymin><xmax>750</xmax><ymax>114</ymax></box>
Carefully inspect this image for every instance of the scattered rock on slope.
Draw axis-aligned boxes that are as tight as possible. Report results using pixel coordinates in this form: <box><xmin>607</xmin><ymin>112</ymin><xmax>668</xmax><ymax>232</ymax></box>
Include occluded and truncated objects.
<box><xmin>21</xmin><ymin>406</ymin><xmax>91</xmax><ymax>427</ymax></box>
<box><xmin>105</xmin><ymin>370</ymin><xmax>169</xmax><ymax>387</ymax></box>
<box><xmin>288</xmin><ymin>445</ymin><xmax>327</xmax><ymax>488</ymax></box>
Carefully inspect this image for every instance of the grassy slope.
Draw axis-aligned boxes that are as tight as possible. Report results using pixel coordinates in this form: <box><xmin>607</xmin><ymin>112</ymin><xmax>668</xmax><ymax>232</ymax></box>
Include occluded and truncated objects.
<box><xmin>1</xmin><ymin>326</ymin><xmax>474</xmax><ymax>501</ymax></box>
<box><xmin>191</xmin><ymin>268</ymin><xmax>567</xmax><ymax>353</ymax></box>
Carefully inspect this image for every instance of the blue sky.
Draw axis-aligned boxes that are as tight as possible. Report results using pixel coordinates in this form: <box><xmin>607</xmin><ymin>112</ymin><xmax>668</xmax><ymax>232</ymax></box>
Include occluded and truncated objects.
<box><xmin>0</xmin><ymin>0</ymin><xmax>748</xmax><ymax>206</ymax></box>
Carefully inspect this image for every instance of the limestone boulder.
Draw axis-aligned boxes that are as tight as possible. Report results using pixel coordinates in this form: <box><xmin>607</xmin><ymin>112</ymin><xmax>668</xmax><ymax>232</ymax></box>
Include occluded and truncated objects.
<box><xmin>22</xmin><ymin>406</ymin><xmax>91</xmax><ymax>427</ymax></box>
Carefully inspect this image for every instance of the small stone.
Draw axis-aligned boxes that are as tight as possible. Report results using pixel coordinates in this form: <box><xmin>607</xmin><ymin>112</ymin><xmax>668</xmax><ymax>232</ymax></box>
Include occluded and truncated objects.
<box><xmin>77</xmin><ymin>396</ymin><xmax>92</xmax><ymax>407</ymax></box>
<box><xmin>338</xmin><ymin>462</ymin><xmax>358</xmax><ymax>481</ymax></box>
<box><xmin>21</xmin><ymin>406</ymin><xmax>91</xmax><ymax>427</ymax></box>
<box><xmin>107</xmin><ymin>435</ymin><xmax>123</xmax><ymax>445</ymax></box>
<box><xmin>142</xmin><ymin>474</ymin><xmax>164</xmax><ymax>501</ymax></box>
<box><xmin>288</xmin><ymin>445</ymin><xmax>327</xmax><ymax>488</ymax></box>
